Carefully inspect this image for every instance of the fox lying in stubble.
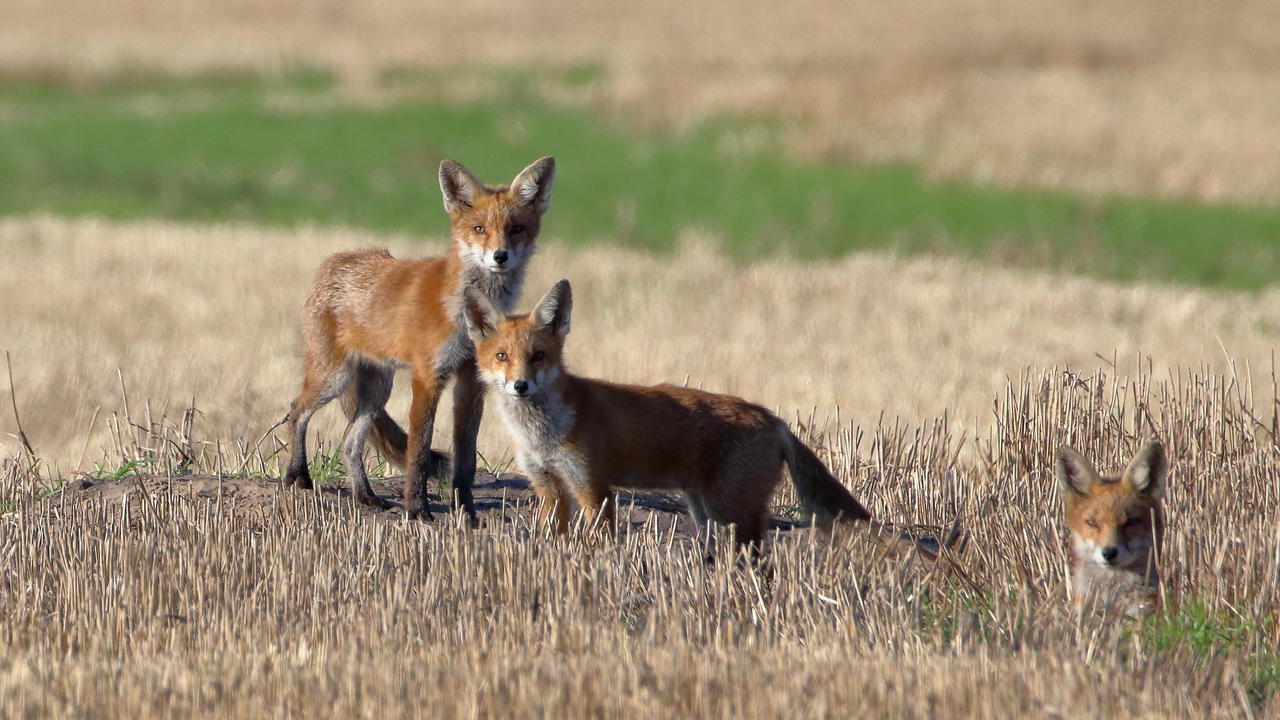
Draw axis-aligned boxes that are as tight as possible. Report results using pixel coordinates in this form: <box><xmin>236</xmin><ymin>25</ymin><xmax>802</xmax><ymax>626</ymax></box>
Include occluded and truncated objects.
<box><xmin>1057</xmin><ymin>441</ymin><xmax>1167</xmax><ymax>618</ymax></box>
<box><xmin>461</xmin><ymin>278</ymin><xmax>875</xmax><ymax>549</ymax></box>
<box><xmin>283</xmin><ymin>156</ymin><xmax>556</xmax><ymax>521</ymax></box>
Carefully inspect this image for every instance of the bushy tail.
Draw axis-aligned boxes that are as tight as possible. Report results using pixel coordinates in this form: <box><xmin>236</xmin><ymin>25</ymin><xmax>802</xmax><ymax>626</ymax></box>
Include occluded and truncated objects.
<box><xmin>340</xmin><ymin>386</ymin><xmax>407</xmax><ymax>468</ymax></box>
<box><xmin>778</xmin><ymin>423</ymin><xmax>872</xmax><ymax>524</ymax></box>
<box><xmin>777</xmin><ymin>423</ymin><xmax>966</xmax><ymax>559</ymax></box>
<box><xmin>900</xmin><ymin>515</ymin><xmax>967</xmax><ymax>558</ymax></box>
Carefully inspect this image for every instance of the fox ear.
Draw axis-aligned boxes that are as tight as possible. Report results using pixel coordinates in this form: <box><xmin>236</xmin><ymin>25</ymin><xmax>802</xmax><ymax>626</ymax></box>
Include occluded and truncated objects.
<box><xmin>440</xmin><ymin>159</ymin><xmax>485</xmax><ymax>215</ymax></box>
<box><xmin>462</xmin><ymin>288</ymin><xmax>503</xmax><ymax>344</ymax></box>
<box><xmin>510</xmin><ymin>156</ymin><xmax>555</xmax><ymax>214</ymax></box>
<box><xmin>532</xmin><ymin>279</ymin><xmax>572</xmax><ymax>336</ymax></box>
<box><xmin>1122</xmin><ymin>441</ymin><xmax>1166</xmax><ymax>499</ymax></box>
<box><xmin>1056</xmin><ymin>445</ymin><xmax>1101</xmax><ymax>506</ymax></box>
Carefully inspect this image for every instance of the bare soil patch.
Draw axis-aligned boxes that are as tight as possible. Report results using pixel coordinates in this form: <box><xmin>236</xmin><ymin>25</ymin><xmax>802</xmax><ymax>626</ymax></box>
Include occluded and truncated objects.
<box><xmin>51</xmin><ymin>470</ymin><xmax>714</xmax><ymax>540</ymax></box>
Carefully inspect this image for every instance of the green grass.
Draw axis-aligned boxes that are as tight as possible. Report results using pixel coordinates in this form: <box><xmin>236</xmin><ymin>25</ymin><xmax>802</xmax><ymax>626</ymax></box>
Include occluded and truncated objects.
<box><xmin>1</xmin><ymin>71</ymin><xmax>1278</xmax><ymax>288</ymax></box>
<box><xmin>1144</xmin><ymin>599</ymin><xmax>1280</xmax><ymax>707</ymax></box>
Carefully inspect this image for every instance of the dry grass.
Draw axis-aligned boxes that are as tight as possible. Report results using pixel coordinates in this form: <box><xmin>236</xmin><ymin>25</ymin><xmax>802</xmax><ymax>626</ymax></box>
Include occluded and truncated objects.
<box><xmin>2</xmin><ymin>351</ymin><xmax>1277</xmax><ymax>717</ymax></box>
<box><xmin>3</xmin><ymin>218</ymin><xmax>1279</xmax><ymax>715</ymax></box>
<box><xmin>3</xmin><ymin>1</ymin><xmax>1280</xmax><ymax>203</ymax></box>
<box><xmin>2</xmin><ymin>216</ymin><xmax>1278</xmax><ymax>473</ymax></box>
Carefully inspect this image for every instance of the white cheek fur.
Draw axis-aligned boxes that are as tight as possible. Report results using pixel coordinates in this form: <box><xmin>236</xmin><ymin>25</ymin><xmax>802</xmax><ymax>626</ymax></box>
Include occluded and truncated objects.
<box><xmin>1075</xmin><ymin>534</ymin><xmax>1152</xmax><ymax>567</ymax></box>
<box><xmin>535</xmin><ymin>365</ymin><xmax>558</xmax><ymax>387</ymax></box>
<box><xmin>479</xmin><ymin>368</ymin><xmax>506</xmax><ymax>389</ymax></box>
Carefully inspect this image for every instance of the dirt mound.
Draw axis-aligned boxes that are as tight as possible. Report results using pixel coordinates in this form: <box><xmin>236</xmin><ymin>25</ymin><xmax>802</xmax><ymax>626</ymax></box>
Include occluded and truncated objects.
<box><xmin>37</xmin><ymin>471</ymin><xmax>749</xmax><ymax>539</ymax></box>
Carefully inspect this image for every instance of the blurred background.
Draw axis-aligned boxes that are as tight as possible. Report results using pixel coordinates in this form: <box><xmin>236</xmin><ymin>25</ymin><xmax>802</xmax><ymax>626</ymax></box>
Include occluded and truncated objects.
<box><xmin>2</xmin><ymin>0</ymin><xmax>1279</xmax><ymax>470</ymax></box>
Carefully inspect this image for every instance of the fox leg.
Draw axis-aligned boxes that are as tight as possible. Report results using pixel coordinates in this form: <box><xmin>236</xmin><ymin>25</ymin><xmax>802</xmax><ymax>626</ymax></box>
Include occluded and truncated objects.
<box><xmin>685</xmin><ymin>490</ymin><xmax>718</xmax><ymax>556</ymax></box>
<box><xmin>548</xmin><ymin>455</ymin><xmax>613</xmax><ymax>537</ymax></box>
<box><xmin>284</xmin><ymin>358</ymin><xmax>352</xmax><ymax>490</ymax></box>
<box><xmin>450</xmin><ymin>360</ymin><xmax>484</xmax><ymax>523</ymax></box>
<box><xmin>533</xmin><ymin>483</ymin><xmax>571</xmax><ymax>535</ymax></box>
<box><xmin>403</xmin><ymin>373</ymin><xmax>444</xmax><ymax>520</ymax></box>
<box><xmin>685</xmin><ymin>491</ymin><xmax>711</xmax><ymax>530</ymax></box>
<box><xmin>341</xmin><ymin>362</ymin><xmax>393</xmax><ymax>509</ymax></box>
<box><xmin>571</xmin><ymin>487</ymin><xmax>616</xmax><ymax>537</ymax></box>
<box><xmin>522</xmin><ymin>458</ymin><xmax>570</xmax><ymax>534</ymax></box>
<box><xmin>702</xmin><ymin>489</ymin><xmax>766</xmax><ymax>553</ymax></box>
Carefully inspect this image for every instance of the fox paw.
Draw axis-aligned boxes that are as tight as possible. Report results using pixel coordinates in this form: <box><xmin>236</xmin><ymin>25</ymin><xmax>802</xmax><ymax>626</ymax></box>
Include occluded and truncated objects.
<box><xmin>404</xmin><ymin>501</ymin><xmax>434</xmax><ymax>522</ymax></box>
<box><xmin>283</xmin><ymin>470</ymin><xmax>313</xmax><ymax>490</ymax></box>
<box><xmin>355</xmin><ymin>493</ymin><xmax>391</xmax><ymax>510</ymax></box>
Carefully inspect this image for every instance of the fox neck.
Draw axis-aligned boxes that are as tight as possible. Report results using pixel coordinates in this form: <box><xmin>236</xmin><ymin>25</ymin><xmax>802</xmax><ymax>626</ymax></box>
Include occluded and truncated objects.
<box><xmin>447</xmin><ymin>239</ymin><xmax>525</xmax><ymax>313</ymax></box>
<box><xmin>1073</xmin><ymin>554</ymin><xmax>1159</xmax><ymax>587</ymax></box>
<box><xmin>1071</xmin><ymin>543</ymin><xmax>1160</xmax><ymax>613</ymax></box>
<box><xmin>492</xmin><ymin>373</ymin><xmax>576</xmax><ymax>452</ymax></box>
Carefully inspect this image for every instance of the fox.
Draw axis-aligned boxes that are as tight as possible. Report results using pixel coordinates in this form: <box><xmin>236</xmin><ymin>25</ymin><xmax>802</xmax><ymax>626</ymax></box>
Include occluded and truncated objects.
<box><xmin>283</xmin><ymin>156</ymin><xmax>556</xmax><ymax>521</ymax></box>
<box><xmin>460</xmin><ymin>278</ymin><xmax>875</xmax><ymax>549</ymax></box>
<box><xmin>1056</xmin><ymin>441</ymin><xmax>1166</xmax><ymax>618</ymax></box>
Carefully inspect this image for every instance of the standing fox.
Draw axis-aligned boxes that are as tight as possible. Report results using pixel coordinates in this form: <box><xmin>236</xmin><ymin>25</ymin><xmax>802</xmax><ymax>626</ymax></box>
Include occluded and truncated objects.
<box><xmin>283</xmin><ymin>156</ymin><xmax>556</xmax><ymax>520</ymax></box>
<box><xmin>1056</xmin><ymin>441</ymin><xmax>1166</xmax><ymax>618</ymax></box>
<box><xmin>462</xmin><ymin>279</ymin><xmax>872</xmax><ymax>547</ymax></box>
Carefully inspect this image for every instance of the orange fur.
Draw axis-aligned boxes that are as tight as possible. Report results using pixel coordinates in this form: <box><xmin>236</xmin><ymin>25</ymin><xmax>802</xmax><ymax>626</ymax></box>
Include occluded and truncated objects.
<box><xmin>283</xmin><ymin>157</ymin><xmax>556</xmax><ymax>520</ymax></box>
<box><xmin>1057</xmin><ymin>441</ymin><xmax>1167</xmax><ymax>618</ymax></box>
<box><xmin>464</xmin><ymin>279</ymin><xmax>872</xmax><ymax>549</ymax></box>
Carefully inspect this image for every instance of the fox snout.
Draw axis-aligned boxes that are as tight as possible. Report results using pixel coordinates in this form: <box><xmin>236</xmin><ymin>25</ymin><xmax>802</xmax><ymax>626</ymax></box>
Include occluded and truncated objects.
<box><xmin>477</xmin><ymin>369</ymin><xmax>540</xmax><ymax>399</ymax></box>
<box><xmin>481</xmin><ymin>244</ymin><xmax>525</xmax><ymax>274</ymax></box>
<box><xmin>503</xmin><ymin>374</ymin><xmax>539</xmax><ymax>399</ymax></box>
<box><xmin>1081</xmin><ymin>534</ymin><xmax>1151</xmax><ymax>570</ymax></box>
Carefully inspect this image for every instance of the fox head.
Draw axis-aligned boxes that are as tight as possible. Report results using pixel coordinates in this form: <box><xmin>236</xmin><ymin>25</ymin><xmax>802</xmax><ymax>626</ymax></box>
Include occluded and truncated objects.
<box><xmin>464</xmin><ymin>279</ymin><xmax>572</xmax><ymax>400</ymax></box>
<box><xmin>439</xmin><ymin>156</ymin><xmax>556</xmax><ymax>276</ymax></box>
<box><xmin>1057</xmin><ymin>441</ymin><xmax>1166</xmax><ymax>574</ymax></box>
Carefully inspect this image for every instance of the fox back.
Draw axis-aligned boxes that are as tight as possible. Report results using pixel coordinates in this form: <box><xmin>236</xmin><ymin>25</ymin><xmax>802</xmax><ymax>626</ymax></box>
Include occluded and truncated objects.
<box><xmin>1056</xmin><ymin>441</ymin><xmax>1166</xmax><ymax>618</ymax></box>
<box><xmin>465</xmin><ymin>280</ymin><xmax>878</xmax><ymax>549</ymax></box>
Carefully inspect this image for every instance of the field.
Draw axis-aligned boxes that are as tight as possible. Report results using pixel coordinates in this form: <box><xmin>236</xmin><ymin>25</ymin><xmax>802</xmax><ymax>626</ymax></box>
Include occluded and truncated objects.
<box><xmin>4</xmin><ymin>323</ymin><xmax>1279</xmax><ymax>717</ymax></box>
<box><xmin>4</xmin><ymin>1</ymin><xmax>1280</xmax><ymax>717</ymax></box>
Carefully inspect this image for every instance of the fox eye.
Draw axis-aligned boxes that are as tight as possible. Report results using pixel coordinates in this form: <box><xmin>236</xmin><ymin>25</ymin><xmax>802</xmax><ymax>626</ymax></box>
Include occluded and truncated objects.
<box><xmin>531</xmin><ymin>350</ymin><xmax>545</xmax><ymax>362</ymax></box>
<box><xmin>1085</xmin><ymin>518</ymin><xmax>1098</xmax><ymax>528</ymax></box>
<box><xmin>473</xmin><ymin>225</ymin><xmax>486</xmax><ymax>235</ymax></box>
<box><xmin>495</xmin><ymin>352</ymin><xmax>508</xmax><ymax>362</ymax></box>
<box><xmin>511</xmin><ymin>224</ymin><xmax>525</xmax><ymax>234</ymax></box>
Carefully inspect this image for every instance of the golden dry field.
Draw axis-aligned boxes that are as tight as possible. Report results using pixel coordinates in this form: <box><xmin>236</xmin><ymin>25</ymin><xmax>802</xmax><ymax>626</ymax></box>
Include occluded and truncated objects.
<box><xmin>2</xmin><ymin>218</ymin><xmax>1280</xmax><ymax>717</ymax></box>
<box><xmin>4</xmin><ymin>0</ymin><xmax>1280</xmax><ymax>202</ymax></box>
<box><xmin>3</xmin><ymin>217</ymin><xmax>1279</xmax><ymax>471</ymax></box>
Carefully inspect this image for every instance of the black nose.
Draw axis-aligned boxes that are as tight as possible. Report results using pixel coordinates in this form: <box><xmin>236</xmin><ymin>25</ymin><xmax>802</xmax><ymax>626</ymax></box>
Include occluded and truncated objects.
<box><xmin>513</xmin><ymin>380</ymin><xmax>529</xmax><ymax>395</ymax></box>
<box><xmin>493</xmin><ymin>250</ymin><xmax>509</xmax><ymax>265</ymax></box>
<box><xmin>1101</xmin><ymin>546</ymin><xmax>1119</xmax><ymax>564</ymax></box>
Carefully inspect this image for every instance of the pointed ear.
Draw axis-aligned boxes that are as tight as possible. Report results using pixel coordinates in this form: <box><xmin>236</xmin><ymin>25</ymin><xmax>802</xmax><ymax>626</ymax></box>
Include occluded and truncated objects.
<box><xmin>439</xmin><ymin>159</ymin><xmax>485</xmax><ymax>215</ymax></box>
<box><xmin>1056</xmin><ymin>445</ymin><xmax>1101</xmax><ymax>507</ymax></box>
<box><xmin>531</xmin><ymin>279</ymin><xmax>572</xmax><ymax>336</ymax></box>
<box><xmin>510</xmin><ymin>156</ymin><xmax>555</xmax><ymax>214</ymax></box>
<box><xmin>1122</xmin><ymin>441</ymin><xmax>1166</xmax><ymax>499</ymax></box>
<box><xmin>462</xmin><ymin>288</ymin><xmax>504</xmax><ymax>344</ymax></box>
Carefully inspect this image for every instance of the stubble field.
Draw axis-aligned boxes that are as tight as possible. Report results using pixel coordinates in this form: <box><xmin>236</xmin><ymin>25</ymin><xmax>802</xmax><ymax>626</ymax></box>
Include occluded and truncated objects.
<box><xmin>2</xmin><ymin>219</ymin><xmax>1280</xmax><ymax>717</ymax></box>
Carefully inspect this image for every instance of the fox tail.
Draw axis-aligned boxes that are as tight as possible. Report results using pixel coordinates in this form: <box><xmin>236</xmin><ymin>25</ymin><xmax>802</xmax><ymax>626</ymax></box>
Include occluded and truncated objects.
<box><xmin>339</xmin><ymin>385</ymin><xmax>408</xmax><ymax>467</ymax></box>
<box><xmin>777</xmin><ymin>421</ymin><xmax>967</xmax><ymax>557</ymax></box>
<box><xmin>777</xmin><ymin>423</ymin><xmax>872</xmax><ymax>524</ymax></box>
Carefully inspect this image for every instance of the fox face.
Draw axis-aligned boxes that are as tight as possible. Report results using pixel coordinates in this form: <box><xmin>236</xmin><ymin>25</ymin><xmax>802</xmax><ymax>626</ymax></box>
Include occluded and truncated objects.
<box><xmin>464</xmin><ymin>279</ymin><xmax>572</xmax><ymax>399</ymax></box>
<box><xmin>439</xmin><ymin>157</ymin><xmax>555</xmax><ymax>275</ymax></box>
<box><xmin>1057</xmin><ymin>442</ymin><xmax>1165</xmax><ymax>574</ymax></box>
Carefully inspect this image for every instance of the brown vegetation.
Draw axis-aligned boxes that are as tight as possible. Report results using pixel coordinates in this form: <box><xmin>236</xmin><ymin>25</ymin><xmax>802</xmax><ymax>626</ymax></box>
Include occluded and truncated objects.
<box><xmin>3</xmin><ymin>349</ymin><xmax>1277</xmax><ymax>717</ymax></box>
<box><xmin>3</xmin><ymin>217</ymin><xmax>1278</xmax><ymax>473</ymax></box>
